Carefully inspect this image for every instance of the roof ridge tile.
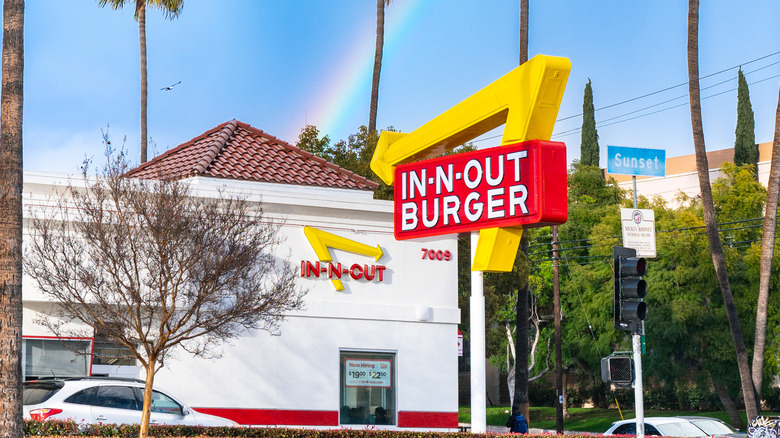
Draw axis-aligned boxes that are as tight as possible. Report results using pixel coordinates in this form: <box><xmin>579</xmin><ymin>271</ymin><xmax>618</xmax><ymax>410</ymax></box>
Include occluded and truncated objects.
<box><xmin>192</xmin><ymin>119</ymin><xmax>238</xmax><ymax>175</ymax></box>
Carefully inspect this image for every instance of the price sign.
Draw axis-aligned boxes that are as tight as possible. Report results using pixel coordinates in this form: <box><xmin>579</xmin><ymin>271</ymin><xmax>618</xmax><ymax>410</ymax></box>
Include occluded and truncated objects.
<box><xmin>345</xmin><ymin>359</ymin><xmax>392</xmax><ymax>388</ymax></box>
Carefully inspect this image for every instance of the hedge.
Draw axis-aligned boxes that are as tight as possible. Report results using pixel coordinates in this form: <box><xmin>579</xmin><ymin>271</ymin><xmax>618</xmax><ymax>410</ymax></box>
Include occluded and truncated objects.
<box><xmin>24</xmin><ymin>419</ymin><xmax>577</xmax><ymax>438</ymax></box>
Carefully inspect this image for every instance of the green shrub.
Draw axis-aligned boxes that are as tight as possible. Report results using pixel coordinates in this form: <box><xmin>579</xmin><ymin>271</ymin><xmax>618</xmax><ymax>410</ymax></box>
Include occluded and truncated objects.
<box><xmin>566</xmin><ymin>387</ymin><xmax>585</xmax><ymax>407</ymax></box>
<box><xmin>645</xmin><ymin>386</ymin><xmax>679</xmax><ymax>410</ymax></box>
<box><xmin>529</xmin><ymin>381</ymin><xmax>557</xmax><ymax>407</ymax></box>
<box><xmin>674</xmin><ymin>385</ymin><xmax>719</xmax><ymax>410</ymax></box>
<box><xmin>764</xmin><ymin>387</ymin><xmax>780</xmax><ymax>412</ymax></box>
<box><xmin>24</xmin><ymin>418</ymin><xmax>592</xmax><ymax>437</ymax></box>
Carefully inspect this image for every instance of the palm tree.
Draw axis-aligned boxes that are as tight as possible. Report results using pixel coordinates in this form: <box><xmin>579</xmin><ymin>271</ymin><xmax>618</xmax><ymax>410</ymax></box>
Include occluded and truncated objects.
<box><xmin>97</xmin><ymin>0</ymin><xmax>183</xmax><ymax>164</ymax></box>
<box><xmin>519</xmin><ymin>0</ymin><xmax>528</xmax><ymax>65</ymax></box>
<box><xmin>0</xmin><ymin>0</ymin><xmax>24</xmax><ymax>437</ymax></box>
<box><xmin>511</xmin><ymin>0</ymin><xmax>532</xmax><ymax>428</ymax></box>
<box><xmin>368</xmin><ymin>0</ymin><xmax>390</xmax><ymax>133</ymax></box>
<box><xmin>752</xmin><ymin>76</ymin><xmax>780</xmax><ymax>401</ymax></box>
<box><xmin>687</xmin><ymin>0</ymin><xmax>758</xmax><ymax>421</ymax></box>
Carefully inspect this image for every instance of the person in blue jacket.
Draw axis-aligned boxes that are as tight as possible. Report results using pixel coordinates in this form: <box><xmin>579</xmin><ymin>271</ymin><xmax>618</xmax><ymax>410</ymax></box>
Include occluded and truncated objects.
<box><xmin>506</xmin><ymin>410</ymin><xmax>528</xmax><ymax>434</ymax></box>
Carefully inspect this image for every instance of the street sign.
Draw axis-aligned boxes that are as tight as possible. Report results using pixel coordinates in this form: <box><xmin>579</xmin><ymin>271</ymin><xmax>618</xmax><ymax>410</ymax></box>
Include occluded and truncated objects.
<box><xmin>394</xmin><ymin>140</ymin><xmax>567</xmax><ymax>240</ymax></box>
<box><xmin>607</xmin><ymin>145</ymin><xmax>666</xmax><ymax>177</ymax></box>
<box><xmin>621</xmin><ymin>208</ymin><xmax>656</xmax><ymax>258</ymax></box>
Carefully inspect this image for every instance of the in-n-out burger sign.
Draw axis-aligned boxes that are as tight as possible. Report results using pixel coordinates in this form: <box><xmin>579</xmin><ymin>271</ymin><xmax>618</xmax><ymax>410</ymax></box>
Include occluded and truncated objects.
<box><xmin>301</xmin><ymin>226</ymin><xmax>387</xmax><ymax>291</ymax></box>
<box><xmin>394</xmin><ymin>140</ymin><xmax>567</xmax><ymax>240</ymax></box>
<box><xmin>300</xmin><ymin>261</ymin><xmax>386</xmax><ymax>283</ymax></box>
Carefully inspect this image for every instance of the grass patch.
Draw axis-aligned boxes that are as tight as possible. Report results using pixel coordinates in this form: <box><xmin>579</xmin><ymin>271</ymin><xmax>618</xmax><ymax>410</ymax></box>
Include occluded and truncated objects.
<box><xmin>459</xmin><ymin>406</ymin><xmax>778</xmax><ymax>433</ymax></box>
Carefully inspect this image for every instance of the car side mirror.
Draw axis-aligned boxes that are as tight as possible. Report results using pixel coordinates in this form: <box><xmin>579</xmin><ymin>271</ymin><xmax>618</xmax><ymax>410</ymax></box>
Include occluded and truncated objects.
<box><xmin>181</xmin><ymin>407</ymin><xmax>190</xmax><ymax>416</ymax></box>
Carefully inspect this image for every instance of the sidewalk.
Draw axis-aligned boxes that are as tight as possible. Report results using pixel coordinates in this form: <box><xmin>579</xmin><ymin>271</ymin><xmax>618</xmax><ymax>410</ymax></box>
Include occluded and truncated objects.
<box><xmin>458</xmin><ymin>424</ymin><xmax>548</xmax><ymax>434</ymax></box>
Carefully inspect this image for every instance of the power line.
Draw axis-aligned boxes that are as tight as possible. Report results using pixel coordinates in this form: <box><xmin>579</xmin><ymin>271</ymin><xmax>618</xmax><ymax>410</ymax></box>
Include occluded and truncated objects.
<box><xmin>528</xmin><ymin>215</ymin><xmax>774</xmax><ymax>260</ymax></box>
<box><xmin>552</xmin><ymin>62</ymin><xmax>780</xmax><ymax>137</ymax></box>
<box><xmin>551</xmin><ymin>72</ymin><xmax>780</xmax><ymax>139</ymax></box>
<box><xmin>471</xmin><ymin>51</ymin><xmax>780</xmax><ymax>145</ymax></box>
<box><xmin>556</xmin><ymin>51</ymin><xmax>780</xmax><ymax>122</ymax></box>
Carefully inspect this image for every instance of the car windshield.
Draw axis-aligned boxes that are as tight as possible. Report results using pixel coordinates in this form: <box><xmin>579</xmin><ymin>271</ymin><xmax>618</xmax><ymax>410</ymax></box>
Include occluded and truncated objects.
<box><xmin>689</xmin><ymin>419</ymin><xmax>736</xmax><ymax>435</ymax></box>
<box><xmin>656</xmin><ymin>421</ymin><xmax>708</xmax><ymax>437</ymax></box>
<box><xmin>23</xmin><ymin>381</ymin><xmax>64</xmax><ymax>405</ymax></box>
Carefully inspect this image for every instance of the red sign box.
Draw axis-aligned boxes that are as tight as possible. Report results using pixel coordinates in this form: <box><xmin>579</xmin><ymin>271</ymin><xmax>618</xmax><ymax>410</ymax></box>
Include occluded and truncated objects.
<box><xmin>393</xmin><ymin>140</ymin><xmax>567</xmax><ymax>240</ymax></box>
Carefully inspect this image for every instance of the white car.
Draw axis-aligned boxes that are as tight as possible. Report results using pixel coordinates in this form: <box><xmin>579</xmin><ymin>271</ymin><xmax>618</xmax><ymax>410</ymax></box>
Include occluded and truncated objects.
<box><xmin>23</xmin><ymin>377</ymin><xmax>237</xmax><ymax>427</ymax></box>
<box><xmin>605</xmin><ymin>416</ymin><xmax>744</xmax><ymax>437</ymax></box>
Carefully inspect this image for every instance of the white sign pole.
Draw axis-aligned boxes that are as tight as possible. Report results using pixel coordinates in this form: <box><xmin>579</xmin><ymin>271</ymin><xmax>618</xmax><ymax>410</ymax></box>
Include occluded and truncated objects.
<box><xmin>634</xmin><ymin>333</ymin><xmax>645</xmax><ymax>438</ymax></box>
<box><xmin>470</xmin><ymin>231</ymin><xmax>487</xmax><ymax>433</ymax></box>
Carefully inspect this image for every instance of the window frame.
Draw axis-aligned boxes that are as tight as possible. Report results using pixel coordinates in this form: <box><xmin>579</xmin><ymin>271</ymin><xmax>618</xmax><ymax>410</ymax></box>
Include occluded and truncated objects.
<box><xmin>21</xmin><ymin>336</ymin><xmax>93</xmax><ymax>381</ymax></box>
<box><xmin>339</xmin><ymin>349</ymin><xmax>397</xmax><ymax>427</ymax></box>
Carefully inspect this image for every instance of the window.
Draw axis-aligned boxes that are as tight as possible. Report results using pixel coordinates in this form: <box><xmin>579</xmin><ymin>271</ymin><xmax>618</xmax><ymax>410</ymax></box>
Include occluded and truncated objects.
<box><xmin>339</xmin><ymin>351</ymin><xmax>395</xmax><ymax>426</ymax></box>
<box><xmin>23</xmin><ymin>338</ymin><xmax>91</xmax><ymax>380</ymax></box>
<box><xmin>23</xmin><ymin>381</ymin><xmax>64</xmax><ymax>405</ymax></box>
<box><xmin>149</xmin><ymin>390</ymin><xmax>184</xmax><ymax>415</ymax></box>
<box><xmin>614</xmin><ymin>423</ymin><xmax>636</xmax><ymax>435</ymax></box>
<box><xmin>95</xmin><ymin>386</ymin><xmax>140</xmax><ymax>411</ymax></box>
<box><xmin>64</xmin><ymin>387</ymin><xmax>97</xmax><ymax>405</ymax></box>
<box><xmin>614</xmin><ymin>423</ymin><xmax>661</xmax><ymax>436</ymax></box>
<box><xmin>93</xmin><ymin>327</ymin><xmax>136</xmax><ymax>366</ymax></box>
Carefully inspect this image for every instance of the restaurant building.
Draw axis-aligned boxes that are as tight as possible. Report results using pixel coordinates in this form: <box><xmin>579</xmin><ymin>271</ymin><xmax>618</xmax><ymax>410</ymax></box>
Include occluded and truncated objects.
<box><xmin>21</xmin><ymin>120</ymin><xmax>460</xmax><ymax>430</ymax></box>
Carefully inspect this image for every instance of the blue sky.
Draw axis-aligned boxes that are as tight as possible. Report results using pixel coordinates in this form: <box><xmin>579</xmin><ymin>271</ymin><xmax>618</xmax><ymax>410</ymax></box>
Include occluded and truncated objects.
<box><xmin>21</xmin><ymin>1</ymin><xmax>780</xmax><ymax>174</ymax></box>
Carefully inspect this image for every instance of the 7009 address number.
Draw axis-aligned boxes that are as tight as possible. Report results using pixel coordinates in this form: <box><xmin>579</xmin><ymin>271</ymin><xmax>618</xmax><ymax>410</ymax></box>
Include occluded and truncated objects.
<box><xmin>421</xmin><ymin>248</ymin><xmax>452</xmax><ymax>261</ymax></box>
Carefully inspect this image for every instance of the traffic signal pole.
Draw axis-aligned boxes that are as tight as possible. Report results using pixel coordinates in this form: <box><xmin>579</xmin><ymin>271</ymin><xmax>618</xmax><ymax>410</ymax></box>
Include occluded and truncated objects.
<box><xmin>631</xmin><ymin>177</ymin><xmax>646</xmax><ymax>438</ymax></box>
<box><xmin>613</xmin><ymin>246</ymin><xmax>647</xmax><ymax>438</ymax></box>
<box><xmin>633</xmin><ymin>332</ymin><xmax>645</xmax><ymax>438</ymax></box>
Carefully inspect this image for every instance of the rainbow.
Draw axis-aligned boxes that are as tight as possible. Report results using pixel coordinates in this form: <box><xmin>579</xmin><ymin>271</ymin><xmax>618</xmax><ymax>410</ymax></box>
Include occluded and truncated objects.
<box><xmin>306</xmin><ymin>0</ymin><xmax>431</xmax><ymax>142</ymax></box>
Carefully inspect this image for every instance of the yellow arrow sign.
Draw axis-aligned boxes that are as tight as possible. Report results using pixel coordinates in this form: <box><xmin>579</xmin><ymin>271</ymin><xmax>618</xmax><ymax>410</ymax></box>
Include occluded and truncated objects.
<box><xmin>369</xmin><ymin>54</ymin><xmax>570</xmax><ymax>272</ymax></box>
<box><xmin>370</xmin><ymin>54</ymin><xmax>570</xmax><ymax>186</ymax></box>
<box><xmin>303</xmin><ymin>226</ymin><xmax>384</xmax><ymax>290</ymax></box>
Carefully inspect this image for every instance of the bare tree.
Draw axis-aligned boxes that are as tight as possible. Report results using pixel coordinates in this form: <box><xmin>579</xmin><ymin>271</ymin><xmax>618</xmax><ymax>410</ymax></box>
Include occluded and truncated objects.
<box><xmin>24</xmin><ymin>147</ymin><xmax>306</xmax><ymax>438</ymax></box>
<box><xmin>0</xmin><ymin>0</ymin><xmax>24</xmax><ymax>437</ymax></box>
<box><xmin>687</xmin><ymin>0</ymin><xmax>758</xmax><ymax>420</ymax></box>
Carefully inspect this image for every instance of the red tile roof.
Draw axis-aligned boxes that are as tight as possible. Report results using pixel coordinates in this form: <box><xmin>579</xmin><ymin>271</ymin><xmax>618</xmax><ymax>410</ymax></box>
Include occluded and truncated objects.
<box><xmin>126</xmin><ymin>120</ymin><xmax>379</xmax><ymax>191</ymax></box>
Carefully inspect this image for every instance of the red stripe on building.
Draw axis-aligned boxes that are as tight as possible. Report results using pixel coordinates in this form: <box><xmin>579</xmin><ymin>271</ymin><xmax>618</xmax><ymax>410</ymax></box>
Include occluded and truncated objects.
<box><xmin>397</xmin><ymin>411</ymin><xmax>459</xmax><ymax>428</ymax></box>
<box><xmin>193</xmin><ymin>408</ymin><xmax>458</xmax><ymax>428</ymax></box>
<box><xmin>193</xmin><ymin>408</ymin><xmax>338</xmax><ymax>426</ymax></box>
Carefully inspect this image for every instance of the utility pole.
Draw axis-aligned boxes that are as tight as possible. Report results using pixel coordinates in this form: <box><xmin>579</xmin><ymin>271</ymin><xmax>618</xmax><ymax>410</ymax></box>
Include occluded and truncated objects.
<box><xmin>553</xmin><ymin>225</ymin><xmax>564</xmax><ymax>434</ymax></box>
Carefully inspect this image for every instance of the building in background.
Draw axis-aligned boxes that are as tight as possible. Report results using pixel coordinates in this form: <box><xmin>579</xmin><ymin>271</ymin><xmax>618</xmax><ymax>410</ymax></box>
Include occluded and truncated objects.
<box><xmin>607</xmin><ymin>142</ymin><xmax>773</xmax><ymax>206</ymax></box>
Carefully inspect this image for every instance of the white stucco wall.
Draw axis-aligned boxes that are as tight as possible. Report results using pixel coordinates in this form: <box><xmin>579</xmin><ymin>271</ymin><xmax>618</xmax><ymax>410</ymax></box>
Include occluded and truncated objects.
<box><xmin>20</xmin><ymin>171</ymin><xmax>461</xmax><ymax>428</ymax></box>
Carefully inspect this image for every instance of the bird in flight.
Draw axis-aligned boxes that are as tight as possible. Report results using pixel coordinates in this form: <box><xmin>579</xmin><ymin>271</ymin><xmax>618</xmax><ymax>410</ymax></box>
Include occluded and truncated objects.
<box><xmin>161</xmin><ymin>81</ymin><xmax>181</xmax><ymax>91</ymax></box>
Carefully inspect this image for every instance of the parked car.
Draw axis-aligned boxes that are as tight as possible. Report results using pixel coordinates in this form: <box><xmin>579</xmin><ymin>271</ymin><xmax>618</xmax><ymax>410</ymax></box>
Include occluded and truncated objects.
<box><xmin>23</xmin><ymin>377</ymin><xmax>237</xmax><ymax>427</ymax></box>
<box><xmin>605</xmin><ymin>416</ymin><xmax>744</xmax><ymax>437</ymax></box>
<box><xmin>680</xmin><ymin>416</ymin><xmax>746</xmax><ymax>438</ymax></box>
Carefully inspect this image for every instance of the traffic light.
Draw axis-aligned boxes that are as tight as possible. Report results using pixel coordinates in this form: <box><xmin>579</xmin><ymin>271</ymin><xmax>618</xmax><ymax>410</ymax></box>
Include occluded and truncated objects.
<box><xmin>601</xmin><ymin>355</ymin><xmax>634</xmax><ymax>385</ymax></box>
<box><xmin>613</xmin><ymin>246</ymin><xmax>647</xmax><ymax>332</ymax></box>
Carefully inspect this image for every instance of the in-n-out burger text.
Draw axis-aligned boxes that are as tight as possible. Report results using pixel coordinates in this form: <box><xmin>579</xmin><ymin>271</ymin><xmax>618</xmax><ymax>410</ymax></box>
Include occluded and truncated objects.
<box><xmin>300</xmin><ymin>261</ymin><xmax>387</xmax><ymax>282</ymax></box>
<box><xmin>400</xmin><ymin>151</ymin><xmax>530</xmax><ymax>228</ymax></box>
<box><xmin>393</xmin><ymin>140</ymin><xmax>568</xmax><ymax>240</ymax></box>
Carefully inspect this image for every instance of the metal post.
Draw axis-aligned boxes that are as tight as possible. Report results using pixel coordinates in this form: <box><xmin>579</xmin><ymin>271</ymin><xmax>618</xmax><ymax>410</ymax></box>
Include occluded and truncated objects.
<box><xmin>633</xmin><ymin>333</ymin><xmax>644</xmax><ymax>438</ymax></box>
<box><xmin>632</xmin><ymin>175</ymin><xmax>647</xmax><ymax>437</ymax></box>
<box><xmin>470</xmin><ymin>231</ymin><xmax>487</xmax><ymax>433</ymax></box>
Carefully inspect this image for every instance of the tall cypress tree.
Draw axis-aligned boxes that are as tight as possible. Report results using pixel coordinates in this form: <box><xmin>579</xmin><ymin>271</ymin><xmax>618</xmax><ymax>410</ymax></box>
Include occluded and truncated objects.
<box><xmin>734</xmin><ymin>67</ymin><xmax>757</xmax><ymax>169</ymax></box>
<box><xmin>581</xmin><ymin>79</ymin><xmax>600</xmax><ymax>167</ymax></box>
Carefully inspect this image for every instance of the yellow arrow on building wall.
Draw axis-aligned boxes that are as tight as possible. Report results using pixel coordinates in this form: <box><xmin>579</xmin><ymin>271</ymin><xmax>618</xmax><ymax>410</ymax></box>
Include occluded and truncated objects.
<box><xmin>370</xmin><ymin>54</ymin><xmax>570</xmax><ymax>272</ymax></box>
<box><xmin>303</xmin><ymin>226</ymin><xmax>384</xmax><ymax>290</ymax></box>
